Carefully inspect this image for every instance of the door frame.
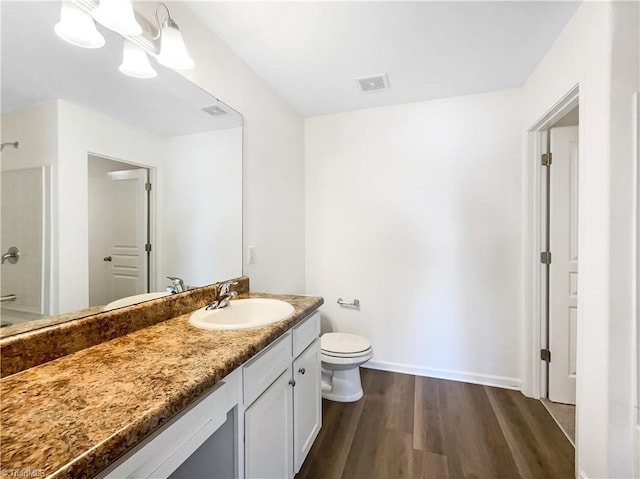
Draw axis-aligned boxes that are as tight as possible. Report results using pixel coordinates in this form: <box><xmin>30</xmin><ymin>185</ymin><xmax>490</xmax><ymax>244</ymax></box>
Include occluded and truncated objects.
<box><xmin>522</xmin><ymin>85</ymin><xmax>579</xmax><ymax>400</ymax></box>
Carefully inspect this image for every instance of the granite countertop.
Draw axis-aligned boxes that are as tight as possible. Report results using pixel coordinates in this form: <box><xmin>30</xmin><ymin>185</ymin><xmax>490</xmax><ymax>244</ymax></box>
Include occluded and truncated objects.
<box><xmin>0</xmin><ymin>306</ymin><xmax>104</xmax><ymax>339</ymax></box>
<box><xmin>0</xmin><ymin>292</ymin><xmax>323</xmax><ymax>479</ymax></box>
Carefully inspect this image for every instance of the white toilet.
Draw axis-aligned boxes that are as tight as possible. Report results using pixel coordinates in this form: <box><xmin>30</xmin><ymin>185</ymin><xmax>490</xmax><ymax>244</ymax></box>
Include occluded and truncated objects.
<box><xmin>320</xmin><ymin>332</ymin><xmax>373</xmax><ymax>402</ymax></box>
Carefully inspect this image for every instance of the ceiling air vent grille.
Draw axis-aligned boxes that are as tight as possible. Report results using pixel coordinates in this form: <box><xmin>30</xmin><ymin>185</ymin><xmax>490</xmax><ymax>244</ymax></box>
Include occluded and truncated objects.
<box><xmin>201</xmin><ymin>105</ymin><xmax>228</xmax><ymax>116</ymax></box>
<box><xmin>357</xmin><ymin>73</ymin><xmax>389</xmax><ymax>93</ymax></box>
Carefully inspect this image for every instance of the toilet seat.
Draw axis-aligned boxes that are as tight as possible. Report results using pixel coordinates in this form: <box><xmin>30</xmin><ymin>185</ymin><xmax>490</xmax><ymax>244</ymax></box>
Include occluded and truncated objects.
<box><xmin>321</xmin><ymin>332</ymin><xmax>371</xmax><ymax>356</ymax></box>
<box><xmin>321</xmin><ymin>347</ymin><xmax>373</xmax><ymax>359</ymax></box>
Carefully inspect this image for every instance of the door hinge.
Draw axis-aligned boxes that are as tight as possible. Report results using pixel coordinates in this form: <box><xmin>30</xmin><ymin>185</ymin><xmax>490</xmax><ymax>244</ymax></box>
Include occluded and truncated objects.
<box><xmin>145</xmin><ymin>243</ymin><xmax>152</xmax><ymax>252</ymax></box>
<box><xmin>540</xmin><ymin>251</ymin><xmax>552</xmax><ymax>264</ymax></box>
<box><xmin>145</xmin><ymin>182</ymin><xmax>152</xmax><ymax>192</ymax></box>
<box><xmin>540</xmin><ymin>349</ymin><xmax>551</xmax><ymax>362</ymax></box>
<box><xmin>541</xmin><ymin>153</ymin><xmax>552</xmax><ymax>166</ymax></box>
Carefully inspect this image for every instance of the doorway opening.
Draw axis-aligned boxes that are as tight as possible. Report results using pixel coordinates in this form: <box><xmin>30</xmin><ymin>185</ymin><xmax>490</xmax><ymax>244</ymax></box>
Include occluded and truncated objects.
<box><xmin>87</xmin><ymin>154</ymin><xmax>152</xmax><ymax>308</ymax></box>
<box><xmin>525</xmin><ymin>86</ymin><xmax>579</xmax><ymax>446</ymax></box>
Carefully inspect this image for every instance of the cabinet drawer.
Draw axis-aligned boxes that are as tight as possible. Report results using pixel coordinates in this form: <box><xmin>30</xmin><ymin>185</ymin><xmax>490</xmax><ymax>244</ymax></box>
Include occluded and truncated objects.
<box><xmin>243</xmin><ymin>332</ymin><xmax>292</xmax><ymax>406</ymax></box>
<box><xmin>102</xmin><ymin>369</ymin><xmax>240</xmax><ymax>479</ymax></box>
<box><xmin>292</xmin><ymin>311</ymin><xmax>320</xmax><ymax>358</ymax></box>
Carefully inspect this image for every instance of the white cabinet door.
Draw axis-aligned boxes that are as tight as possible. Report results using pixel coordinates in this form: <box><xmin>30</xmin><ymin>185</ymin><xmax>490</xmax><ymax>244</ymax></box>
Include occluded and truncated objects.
<box><xmin>293</xmin><ymin>338</ymin><xmax>321</xmax><ymax>473</ymax></box>
<box><xmin>245</xmin><ymin>370</ymin><xmax>294</xmax><ymax>479</ymax></box>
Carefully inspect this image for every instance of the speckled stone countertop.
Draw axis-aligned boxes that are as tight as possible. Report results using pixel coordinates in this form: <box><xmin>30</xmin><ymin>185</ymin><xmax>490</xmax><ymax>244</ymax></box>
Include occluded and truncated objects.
<box><xmin>0</xmin><ymin>292</ymin><xmax>323</xmax><ymax>479</ymax></box>
<box><xmin>0</xmin><ymin>306</ymin><xmax>103</xmax><ymax>339</ymax></box>
<box><xmin>1</xmin><ymin>278</ymin><xmax>251</xmax><ymax>378</ymax></box>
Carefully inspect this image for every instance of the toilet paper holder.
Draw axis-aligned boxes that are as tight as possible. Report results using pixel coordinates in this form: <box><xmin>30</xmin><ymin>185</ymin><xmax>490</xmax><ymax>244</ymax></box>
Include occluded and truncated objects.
<box><xmin>337</xmin><ymin>298</ymin><xmax>360</xmax><ymax>308</ymax></box>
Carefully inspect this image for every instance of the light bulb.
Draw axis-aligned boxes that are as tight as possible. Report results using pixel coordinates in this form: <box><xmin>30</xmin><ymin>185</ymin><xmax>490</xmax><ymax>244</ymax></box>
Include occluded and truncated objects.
<box><xmin>119</xmin><ymin>41</ymin><xmax>157</xmax><ymax>79</ymax></box>
<box><xmin>54</xmin><ymin>1</ymin><xmax>105</xmax><ymax>49</ymax></box>
<box><xmin>157</xmin><ymin>21</ymin><xmax>194</xmax><ymax>71</ymax></box>
<box><xmin>92</xmin><ymin>0</ymin><xmax>142</xmax><ymax>37</ymax></box>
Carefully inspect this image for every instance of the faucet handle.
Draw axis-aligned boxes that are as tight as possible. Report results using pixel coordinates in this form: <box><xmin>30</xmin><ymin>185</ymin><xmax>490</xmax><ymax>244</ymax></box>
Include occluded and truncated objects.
<box><xmin>166</xmin><ymin>276</ymin><xmax>185</xmax><ymax>293</ymax></box>
<box><xmin>218</xmin><ymin>280</ymin><xmax>238</xmax><ymax>296</ymax></box>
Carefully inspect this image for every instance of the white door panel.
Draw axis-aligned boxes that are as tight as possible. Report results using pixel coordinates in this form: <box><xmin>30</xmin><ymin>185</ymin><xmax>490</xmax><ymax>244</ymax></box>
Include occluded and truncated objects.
<box><xmin>549</xmin><ymin>126</ymin><xmax>578</xmax><ymax>405</ymax></box>
<box><xmin>245</xmin><ymin>370</ymin><xmax>294</xmax><ymax>479</ymax></box>
<box><xmin>293</xmin><ymin>339</ymin><xmax>321</xmax><ymax>473</ymax></box>
<box><xmin>108</xmin><ymin>169</ymin><xmax>147</xmax><ymax>303</ymax></box>
<box><xmin>89</xmin><ymin>162</ymin><xmax>148</xmax><ymax>307</ymax></box>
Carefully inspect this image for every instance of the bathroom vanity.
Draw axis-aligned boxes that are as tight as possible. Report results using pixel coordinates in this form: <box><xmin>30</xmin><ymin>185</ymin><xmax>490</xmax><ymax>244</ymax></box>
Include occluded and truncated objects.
<box><xmin>102</xmin><ymin>311</ymin><xmax>321</xmax><ymax>479</ymax></box>
<box><xmin>0</xmin><ymin>278</ymin><xmax>323</xmax><ymax>478</ymax></box>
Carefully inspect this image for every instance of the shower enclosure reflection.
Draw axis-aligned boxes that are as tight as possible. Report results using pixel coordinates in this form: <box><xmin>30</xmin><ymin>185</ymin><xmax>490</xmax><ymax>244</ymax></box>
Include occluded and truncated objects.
<box><xmin>0</xmin><ymin>163</ymin><xmax>49</xmax><ymax>328</ymax></box>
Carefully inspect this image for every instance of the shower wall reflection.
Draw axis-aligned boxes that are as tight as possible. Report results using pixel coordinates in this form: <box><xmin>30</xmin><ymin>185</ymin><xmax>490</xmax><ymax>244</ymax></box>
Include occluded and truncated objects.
<box><xmin>1</xmin><ymin>165</ymin><xmax>49</xmax><ymax>327</ymax></box>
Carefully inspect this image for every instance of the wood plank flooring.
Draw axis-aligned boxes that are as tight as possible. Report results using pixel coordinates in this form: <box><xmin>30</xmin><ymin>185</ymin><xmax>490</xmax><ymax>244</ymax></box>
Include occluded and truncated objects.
<box><xmin>297</xmin><ymin>369</ymin><xmax>574</xmax><ymax>479</ymax></box>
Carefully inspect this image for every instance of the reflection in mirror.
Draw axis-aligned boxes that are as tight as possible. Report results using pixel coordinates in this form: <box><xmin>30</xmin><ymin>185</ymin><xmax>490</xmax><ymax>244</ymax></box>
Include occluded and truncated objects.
<box><xmin>0</xmin><ymin>1</ymin><xmax>243</xmax><ymax>337</ymax></box>
<box><xmin>87</xmin><ymin>156</ymin><xmax>151</xmax><ymax>308</ymax></box>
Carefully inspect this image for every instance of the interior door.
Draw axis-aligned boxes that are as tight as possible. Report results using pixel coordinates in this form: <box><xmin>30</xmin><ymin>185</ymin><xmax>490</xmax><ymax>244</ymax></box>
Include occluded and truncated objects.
<box><xmin>548</xmin><ymin>126</ymin><xmax>579</xmax><ymax>404</ymax></box>
<box><xmin>89</xmin><ymin>164</ymin><xmax>148</xmax><ymax>307</ymax></box>
<box><xmin>107</xmin><ymin>169</ymin><xmax>148</xmax><ymax>303</ymax></box>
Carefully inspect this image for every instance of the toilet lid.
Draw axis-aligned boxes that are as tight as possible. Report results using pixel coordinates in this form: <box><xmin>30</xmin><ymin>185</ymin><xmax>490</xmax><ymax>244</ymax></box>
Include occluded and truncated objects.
<box><xmin>321</xmin><ymin>332</ymin><xmax>371</xmax><ymax>355</ymax></box>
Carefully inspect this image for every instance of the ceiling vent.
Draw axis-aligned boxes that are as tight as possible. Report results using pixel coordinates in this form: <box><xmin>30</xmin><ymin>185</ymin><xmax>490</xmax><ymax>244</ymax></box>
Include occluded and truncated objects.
<box><xmin>201</xmin><ymin>105</ymin><xmax>228</xmax><ymax>116</ymax></box>
<box><xmin>356</xmin><ymin>73</ymin><xmax>389</xmax><ymax>93</ymax></box>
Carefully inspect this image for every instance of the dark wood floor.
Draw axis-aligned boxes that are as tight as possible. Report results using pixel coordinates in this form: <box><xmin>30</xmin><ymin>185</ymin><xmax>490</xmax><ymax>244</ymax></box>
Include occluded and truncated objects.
<box><xmin>297</xmin><ymin>369</ymin><xmax>574</xmax><ymax>479</ymax></box>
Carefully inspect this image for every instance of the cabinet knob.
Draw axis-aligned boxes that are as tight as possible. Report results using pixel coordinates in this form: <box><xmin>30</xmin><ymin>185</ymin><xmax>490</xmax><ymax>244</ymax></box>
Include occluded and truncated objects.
<box><xmin>298</xmin><ymin>368</ymin><xmax>306</xmax><ymax>375</ymax></box>
<box><xmin>289</xmin><ymin>379</ymin><xmax>296</xmax><ymax>387</ymax></box>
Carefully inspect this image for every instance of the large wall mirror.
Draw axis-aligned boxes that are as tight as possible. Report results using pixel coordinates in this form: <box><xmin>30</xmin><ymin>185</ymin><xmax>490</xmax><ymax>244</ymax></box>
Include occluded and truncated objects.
<box><xmin>0</xmin><ymin>1</ymin><xmax>243</xmax><ymax>337</ymax></box>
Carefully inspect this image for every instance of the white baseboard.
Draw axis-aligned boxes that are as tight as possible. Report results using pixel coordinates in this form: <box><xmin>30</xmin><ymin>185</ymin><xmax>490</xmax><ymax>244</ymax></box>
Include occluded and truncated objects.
<box><xmin>363</xmin><ymin>360</ymin><xmax>522</xmax><ymax>390</ymax></box>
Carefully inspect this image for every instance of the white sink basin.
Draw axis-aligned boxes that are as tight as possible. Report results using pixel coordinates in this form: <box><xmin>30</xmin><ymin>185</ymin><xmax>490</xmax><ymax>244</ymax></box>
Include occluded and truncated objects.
<box><xmin>104</xmin><ymin>292</ymin><xmax>170</xmax><ymax>311</ymax></box>
<box><xmin>189</xmin><ymin>298</ymin><xmax>295</xmax><ymax>330</ymax></box>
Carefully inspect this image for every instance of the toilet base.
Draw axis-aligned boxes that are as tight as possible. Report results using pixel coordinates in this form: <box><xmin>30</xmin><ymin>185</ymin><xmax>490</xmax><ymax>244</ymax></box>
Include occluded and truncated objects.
<box><xmin>321</xmin><ymin>366</ymin><xmax>364</xmax><ymax>402</ymax></box>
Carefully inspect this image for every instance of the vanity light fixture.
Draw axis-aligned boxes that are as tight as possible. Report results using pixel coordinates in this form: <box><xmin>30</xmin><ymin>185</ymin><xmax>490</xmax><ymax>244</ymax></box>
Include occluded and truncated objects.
<box><xmin>92</xmin><ymin>0</ymin><xmax>142</xmax><ymax>37</ymax></box>
<box><xmin>153</xmin><ymin>3</ymin><xmax>194</xmax><ymax>71</ymax></box>
<box><xmin>54</xmin><ymin>0</ymin><xmax>194</xmax><ymax>77</ymax></box>
<box><xmin>119</xmin><ymin>41</ymin><xmax>157</xmax><ymax>79</ymax></box>
<box><xmin>54</xmin><ymin>1</ymin><xmax>105</xmax><ymax>49</ymax></box>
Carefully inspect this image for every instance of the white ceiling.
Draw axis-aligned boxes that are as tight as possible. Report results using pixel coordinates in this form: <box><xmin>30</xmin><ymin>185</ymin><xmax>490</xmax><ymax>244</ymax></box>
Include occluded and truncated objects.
<box><xmin>188</xmin><ymin>1</ymin><xmax>581</xmax><ymax>117</ymax></box>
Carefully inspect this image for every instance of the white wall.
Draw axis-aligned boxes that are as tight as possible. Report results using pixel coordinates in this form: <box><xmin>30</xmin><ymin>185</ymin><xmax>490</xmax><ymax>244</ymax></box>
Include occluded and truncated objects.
<box><xmin>163</xmin><ymin>128</ymin><xmax>242</xmax><ymax>287</ymax></box>
<box><xmin>136</xmin><ymin>2</ymin><xmax>306</xmax><ymax>294</ymax></box>
<box><xmin>0</xmin><ymin>101</ymin><xmax>58</xmax><ymax>171</ymax></box>
<box><xmin>521</xmin><ymin>2</ymin><xmax>639</xmax><ymax>477</ymax></box>
<box><xmin>607</xmin><ymin>4</ymin><xmax>639</xmax><ymax>476</ymax></box>
<box><xmin>305</xmin><ymin>89</ymin><xmax>523</xmax><ymax>388</ymax></box>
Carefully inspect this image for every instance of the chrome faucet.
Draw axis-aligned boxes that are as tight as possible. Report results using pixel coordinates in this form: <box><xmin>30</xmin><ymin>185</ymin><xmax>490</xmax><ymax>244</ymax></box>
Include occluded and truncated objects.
<box><xmin>166</xmin><ymin>276</ymin><xmax>185</xmax><ymax>294</ymax></box>
<box><xmin>206</xmin><ymin>280</ymin><xmax>238</xmax><ymax>310</ymax></box>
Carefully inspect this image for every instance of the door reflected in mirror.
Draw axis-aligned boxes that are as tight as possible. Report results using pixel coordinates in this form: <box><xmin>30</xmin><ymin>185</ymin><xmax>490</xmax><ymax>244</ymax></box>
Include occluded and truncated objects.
<box><xmin>0</xmin><ymin>1</ymin><xmax>243</xmax><ymax>337</ymax></box>
<box><xmin>88</xmin><ymin>156</ymin><xmax>150</xmax><ymax>308</ymax></box>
